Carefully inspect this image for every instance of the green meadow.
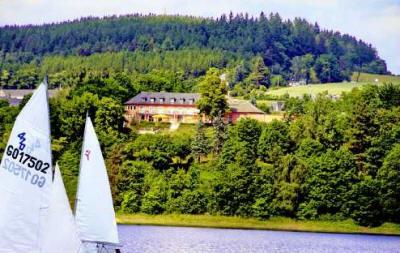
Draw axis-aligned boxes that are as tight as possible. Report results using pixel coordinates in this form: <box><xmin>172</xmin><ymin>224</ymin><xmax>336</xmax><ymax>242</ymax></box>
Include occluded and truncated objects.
<box><xmin>264</xmin><ymin>73</ymin><xmax>400</xmax><ymax>98</ymax></box>
<box><xmin>266</xmin><ymin>82</ymin><xmax>372</xmax><ymax>97</ymax></box>
<box><xmin>351</xmin><ymin>72</ymin><xmax>400</xmax><ymax>83</ymax></box>
<box><xmin>116</xmin><ymin>214</ymin><xmax>400</xmax><ymax>236</ymax></box>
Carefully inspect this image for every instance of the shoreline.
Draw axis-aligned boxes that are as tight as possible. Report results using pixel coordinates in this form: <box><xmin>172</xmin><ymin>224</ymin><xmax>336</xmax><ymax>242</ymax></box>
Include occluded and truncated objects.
<box><xmin>116</xmin><ymin>214</ymin><xmax>400</xmax><ymax>236</ymax></box>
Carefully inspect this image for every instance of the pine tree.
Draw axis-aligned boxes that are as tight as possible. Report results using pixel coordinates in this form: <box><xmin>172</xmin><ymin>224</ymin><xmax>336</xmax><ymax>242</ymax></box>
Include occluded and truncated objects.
<box><xmin>191</xmin><ymin>121</ymin><xmax>210</xmax><ymax>162</ymax></box>
<box><xmin>248</xmin><ymin>56</ymin><xmax>270</xmax><ymax>87</ymax></box>
<box><xmin>212</xmin><ymin>111</ymin><xmax>228</xmax><ymax>154</ymax></box>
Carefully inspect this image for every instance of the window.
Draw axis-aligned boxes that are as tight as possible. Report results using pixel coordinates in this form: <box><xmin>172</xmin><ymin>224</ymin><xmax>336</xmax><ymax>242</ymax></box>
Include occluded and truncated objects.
<box><xmin>189</xmin><ymin>99</ymin><xmax>194</xmax><ymax>104</ymax></box>
<box><xmin>180</xmin><ymin>98</ymin><xmax>185</xmax><ymax>104</ymax></box>
<box><xmin>170</xmin><ymin>98</ymin><xmax>176</xmax><ymax>103</ymax></box>
<box><xmin>228</xmin><ymin>115</ymin><xmax>233</xmax><ymax>123</ymax></box>
<box><xmin>150</xmin><ymin>97</ymin><xmax>155</xmax><ymax>103</ymax></box>
<box><xmin>142</xmin><ymin>97</ymin><xmax>147</xmax><ymax>102</ymax></box>
<box><xmin>160</xmin><ymin>98</ymin><xmax>165</xmax><ymax>103</ymax></box>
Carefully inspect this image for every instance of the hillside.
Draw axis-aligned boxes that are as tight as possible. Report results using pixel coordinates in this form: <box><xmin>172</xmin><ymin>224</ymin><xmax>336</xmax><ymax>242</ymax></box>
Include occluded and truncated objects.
<box><xmin>0</xmin><ymin>13</ymin><xmax>388</xmax><ymax>87</ymax></box>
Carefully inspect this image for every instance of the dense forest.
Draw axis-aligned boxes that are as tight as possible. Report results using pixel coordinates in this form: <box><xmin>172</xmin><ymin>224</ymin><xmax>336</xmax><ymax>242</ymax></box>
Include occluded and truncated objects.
<box><xmin>0</xmin><ymin>13</ymin><xmax>389</xmax><ymax>88</ymax></box>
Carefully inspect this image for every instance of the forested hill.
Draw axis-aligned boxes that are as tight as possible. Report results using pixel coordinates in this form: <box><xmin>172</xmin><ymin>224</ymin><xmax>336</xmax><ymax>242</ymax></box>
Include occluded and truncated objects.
<box><xmin>0</xmin><ymin>13</ymin><xmax>388</xmax><ymax>79</ymax></box>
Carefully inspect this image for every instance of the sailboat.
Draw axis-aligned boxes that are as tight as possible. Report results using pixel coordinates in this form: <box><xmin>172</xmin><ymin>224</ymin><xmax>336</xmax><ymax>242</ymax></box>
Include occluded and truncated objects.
<box><xmin>75</xmin><ymin>115</ymin><xmax>121</xmax><ymax>253</ymax></box>
<box><xmin>0</xmin><ymin>78</ymin><xmax>53</xmax><ymax>252</ymax></box>
<box><xmin>41</xmin><ymin>163</ymin><xmax>82</xmax><ymax>253</ymax></box>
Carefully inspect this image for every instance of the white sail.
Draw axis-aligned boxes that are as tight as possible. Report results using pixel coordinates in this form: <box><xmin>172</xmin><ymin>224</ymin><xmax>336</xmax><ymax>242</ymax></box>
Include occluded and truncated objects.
<box><xmin>0</xmin><ymin>80</ymin><xmax>53</xmax><ymax>253</ymax></box>
<box><xmin>41</xmin><ymin>164</ymin><xmax>82</xmax><ymax>253</ymax></box>
<box><xmin>75</xmin><ymin>116</ymin><xmax>119</xmax><ymax>250</ymax></box>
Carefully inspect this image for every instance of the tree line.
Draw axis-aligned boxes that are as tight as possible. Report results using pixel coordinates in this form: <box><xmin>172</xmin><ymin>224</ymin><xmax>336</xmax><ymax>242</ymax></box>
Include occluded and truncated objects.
<box><xmin>0</xmin><ymin>69</ymin><xmax>399</xmax><ymax>227</ymax></box>
<box><xmin>0</xmin><ymin>12</ymin><xmax>388</xmax><ymax>85</ymax></box>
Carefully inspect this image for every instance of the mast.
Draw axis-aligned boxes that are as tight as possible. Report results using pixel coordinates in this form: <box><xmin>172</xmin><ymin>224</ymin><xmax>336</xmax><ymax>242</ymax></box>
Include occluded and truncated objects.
<box><xmin>74</xmin><ymin>111</ymin><xmax>89</xmax><ymax>214</ymax></box>
<box><xmin>44</xmin><ymin>75</ymin><xmax>53</xmax><ymax>180</ymax></box>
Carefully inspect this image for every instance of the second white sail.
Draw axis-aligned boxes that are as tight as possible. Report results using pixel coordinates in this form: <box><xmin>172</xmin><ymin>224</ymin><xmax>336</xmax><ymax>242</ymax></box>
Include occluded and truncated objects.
<box><xmin>75</xmin><ymin>115</ymin><xmax>120</xmax><ymax>251</ymax></box>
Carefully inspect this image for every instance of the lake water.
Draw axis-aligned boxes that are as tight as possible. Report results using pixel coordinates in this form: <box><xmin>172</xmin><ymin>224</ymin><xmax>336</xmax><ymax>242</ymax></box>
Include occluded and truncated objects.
<box><xmin>118</xmin><ymin>225</ymin><xmax>400</xmax><ymax>253</ymax></box>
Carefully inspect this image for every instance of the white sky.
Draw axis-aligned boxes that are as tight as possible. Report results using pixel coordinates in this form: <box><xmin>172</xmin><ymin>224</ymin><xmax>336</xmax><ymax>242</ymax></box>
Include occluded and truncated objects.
<box><xmin>1</xmin><ymin>0</ymin><xmax>399</xmax><ymax>74</ymax></box>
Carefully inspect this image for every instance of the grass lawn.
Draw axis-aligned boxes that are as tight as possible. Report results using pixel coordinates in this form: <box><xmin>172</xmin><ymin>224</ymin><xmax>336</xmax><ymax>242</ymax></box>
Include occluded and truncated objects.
<box><xmin>351</xmin><ymin>72</ymin><xmax>400</xmax><ymax>83</ymax></box>
<box><xmin>266</xmin><ymin>82</ymin><xmax>373</xmax><ymax>98</ymax></box>
<box><xmin>265</xmin><ymin>73</ymin><xmax>400</xmax><ymax>98</ymax></box>
<box><xmin>262</xmin><ymin>114</ymin><xmax>284</xmax><ymax>122</ymax></box>
<box><xmin>116</xmin><ymin>213</ymin><xmax>400</xmax><ymax>236</ymax></box>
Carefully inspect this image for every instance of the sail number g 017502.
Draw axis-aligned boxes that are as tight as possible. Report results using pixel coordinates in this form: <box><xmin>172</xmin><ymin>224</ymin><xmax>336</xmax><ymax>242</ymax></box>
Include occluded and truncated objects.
<box><xmin>2</xmin><ymin>158</ymin><xmax>46</xmax><ymax>188</ymax></box>
<box><xmin>6</xmin><ymin>144</ymin><xmax>49</xmax><ymax>174</ymax></box>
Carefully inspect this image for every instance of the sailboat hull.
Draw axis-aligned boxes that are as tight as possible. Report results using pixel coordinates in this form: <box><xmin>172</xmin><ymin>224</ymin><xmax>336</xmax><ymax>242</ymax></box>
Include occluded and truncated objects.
<box><xmin>80</xmin><ymin>242</ymin><xmax>121</xmax><ymax>253</ymax></box>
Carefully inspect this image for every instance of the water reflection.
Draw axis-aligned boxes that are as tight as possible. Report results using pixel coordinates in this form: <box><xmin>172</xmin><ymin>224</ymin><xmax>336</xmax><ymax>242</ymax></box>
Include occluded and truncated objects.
<box><xmin>118</xmin><ymin>225</ymin><xmax>400</xmax><ymax>253</ymax></box>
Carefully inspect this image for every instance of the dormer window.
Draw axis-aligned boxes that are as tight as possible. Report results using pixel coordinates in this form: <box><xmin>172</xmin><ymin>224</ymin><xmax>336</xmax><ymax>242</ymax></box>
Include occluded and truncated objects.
<box><xmin>170</xmin><ymin>98</ymin><xmax>176</xmax><ymax>103</ymax></box>
<box><xmin>160</xmin><ymin>98</ymin><xmax>165</xmax><ymax>103</ymax></box>
<box><xmin>142</xmin><ymin>97</ymin><xmax>147</xmax><ymax>102</ymax></box>
<box><xmin>189</xmin><ymin>99</ymin><xmax>194</xmax><ymax>104</ymax></box>
<box><xmin>150</xmin><ymin>97</ymin><xmax>155</xmax><ymax>103</ymax></box>
<box><xmin>180</xmin><ymin>98</ymin><xmax>185</xmax><ymax>104</ymax></box>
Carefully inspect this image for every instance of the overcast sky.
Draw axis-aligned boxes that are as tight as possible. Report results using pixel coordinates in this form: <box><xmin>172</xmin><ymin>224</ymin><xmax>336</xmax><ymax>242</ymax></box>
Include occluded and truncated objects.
<box><xmin>1</xmin><ymin>0</ymin><xmax>399</xmax><ymax>74</ymax></box>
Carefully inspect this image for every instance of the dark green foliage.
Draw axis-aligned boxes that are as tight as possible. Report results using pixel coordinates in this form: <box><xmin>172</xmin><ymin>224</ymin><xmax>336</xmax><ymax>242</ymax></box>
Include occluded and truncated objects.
<box><xmin>58</xmin><ymin>147</ymin><xmax>81</xmax><ymax>204</ymax></box>
<box><xmin>196</xmin><ymin>68</ymin><xmax>228</xmax><ymax>119</ymax></box>
<box><xmin>270</xmin><ymin>154</ymin><xmax>305</xmax><ymax>217</ymax></box>
<box><xmin>247</xmin><ymin>56</ymin><xmax>271</xmax><ymax>87</ymax></box>
<box><xmin>234</xmin><ymin>118</ymin><xmax>262</xmax><ymax>165</ymax></box>
<box><xmin>125</xmin><ymin>134</ymin><xmax>174</xmax><ymax>170</ymax></box>
<box><xmin>298</xmin><ymin>149</ymin><xmax>357</xmax><ymax>219</ymax></box>
<box><xmin>283</xmin><ymin>96</ymin><xmax>309</xmax><ymax>119</ymax></box>
<box><xmin>0</xmin><ymin>13</ymin><xmax>387</xmax><ymax>87</ymax></box>
<box><xmin>378</xmin><ymin>144</ymin><xmax>400</xmax><ymax>223</ymax></box>
<box><xmin>377</xmin><ymin>83</ymin><xmax>400</xmax><ymax>109</ymax></box>
<box><xmin>295</xmin><ymin>138</ymin><xmax>324</xmax><ymax>158</ymax></box>
<box><xmin>346</xmin><ymin>177</ymin><xmax>384</xmax><ymax>227</ymax></box>
<box><xmin>58</xmin><ymin>92</ymin><xmax>99</xmax><ymax>141</ymax></box>
<box><xmin>171</xmin><ymin>132</ymin><xmax>193</xmax><ymax>164</ymax></box>
<box><xmin>212</xmin><ymin>112</ymin><xmax>228</xmax><ymax>154</ymax></box>
<box><xmin>191</xmin><ymin>121</ymin><xmax>210</xmax><ymax>162</ymax></box>
<box><xmin>314</xmin><ymin>54</ymin><xmax>342</xmax><ymax>83</ymax></box>
<box><xmin>165</xmin><ymin>168</ymin><xmax>208</xmax><ymax>214</ymax></box>
<box><xmin>220</xmin><ymin>118</ymin><xmax>262</xmax><ymax>167</ymax></box>
<box><xmin>117</xmin><ymin>161</ymin><xmax>149</xmax><ymax>213</ymax></box>
<box><xmin>0</xmin><ymin>105</ymin><xmax>20</xmax><ymax>156</ymax></box>
<box><xmin>0</xmin><ymin>99</ymin><xmax>9</xmax><ymax>108</ymax></box>
<box><xmin>213</xmin><ymin>119</ymin><xmax>263</xmax><ymax>216</ymax></box>
<box><xmin>290</xmin><ymin>54</ymin><xmax>314</xmax><ymax>83</ymax></box>
<box><xmin>18</xmin><ymin>94</ymin><xmax>32</xmax><ymax>109</ymax></box>
<box><xmin>105</xmin><ymin>144</ymin><xmax>125</xmax><ymax>202</ymax></box>
<box><xmin>174</xmin><ymin>189</ymin><xmax>208</xmax><ymax>214</ymax></box>
<box><xmin>252</xmin><ymin>163</ymin><xmax>274</xmax><ymax>219</ymax></box>
<box><xmin>258</xmin><ymin>120</ymin><xmax>291</xmax><ymax>163</ymax></box>
<box><xmin>212</xmin><ymin>163</ymin><xmax>254</xmax><ymax>216</ymax></box>
<box><xmin>141</xmin><ymin>175</ymin><xmax>167</xmax><ymax>214</ymax></box>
